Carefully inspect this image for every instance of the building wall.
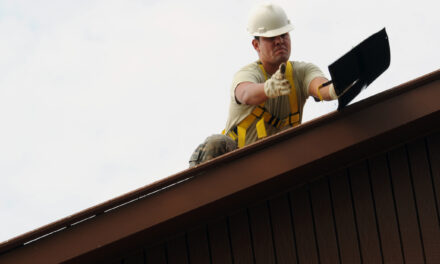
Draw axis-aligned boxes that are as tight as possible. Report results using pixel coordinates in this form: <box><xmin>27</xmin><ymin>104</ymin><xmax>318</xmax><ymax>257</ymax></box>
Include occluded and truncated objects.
<box><xmin>105</xmin><ymin>130</ymin><xmax>440</xmax><ymax>264</ymax></box>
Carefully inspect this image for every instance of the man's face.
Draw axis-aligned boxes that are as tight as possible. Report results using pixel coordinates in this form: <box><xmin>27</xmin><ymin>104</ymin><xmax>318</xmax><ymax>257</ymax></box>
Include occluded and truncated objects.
<box><xmin>253</xmin><ymin>33</ymin><xmax>291</xmax><ymax>66</ymax></box>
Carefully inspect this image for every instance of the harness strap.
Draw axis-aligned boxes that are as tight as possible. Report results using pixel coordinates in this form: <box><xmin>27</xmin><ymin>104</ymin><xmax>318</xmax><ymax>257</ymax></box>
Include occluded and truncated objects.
<box><xmin>285</xmin><ymin>62</ymin><xmax>299</xmax><ymax>115</ymax></box>
<box><xmin>230</xmin><ymin>61</ymin><xmax>301</xmax><ymax>148</ymax></box>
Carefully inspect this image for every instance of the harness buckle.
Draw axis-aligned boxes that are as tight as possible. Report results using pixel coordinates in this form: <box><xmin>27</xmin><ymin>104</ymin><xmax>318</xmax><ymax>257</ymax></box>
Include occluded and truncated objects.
<box><xmin>289</xmin><ymin>112</ymin><xmax>300</xmax><ymax>125</ymax></box>
<box><xmin>269</xmin><ymin>116</ymin><xmax>281</xmax><ymax>128</ymax></box>
<box><xmin>252</xmin><ymin>105</ymin><xmax>266</xmax><ymax>118</ymax></box>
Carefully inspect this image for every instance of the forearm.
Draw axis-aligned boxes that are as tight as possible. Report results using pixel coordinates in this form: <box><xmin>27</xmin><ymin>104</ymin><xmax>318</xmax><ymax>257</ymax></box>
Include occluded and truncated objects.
<box><xmin>235</xmin><ymin>82</ymin><xmax>268</xmax><ymax>105</ymax></box>
<box><xmin>309</xmin><ymin>77</ymin><xmax>337</xmax><ymax>101</ymax></box>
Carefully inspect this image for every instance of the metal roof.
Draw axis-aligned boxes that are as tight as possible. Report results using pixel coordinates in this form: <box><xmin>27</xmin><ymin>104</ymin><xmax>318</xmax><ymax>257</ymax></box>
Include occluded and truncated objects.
<box><xmin>0</xmin><ymin>69</ymin><xmax>439</xmax><ymax>264</ymax></box>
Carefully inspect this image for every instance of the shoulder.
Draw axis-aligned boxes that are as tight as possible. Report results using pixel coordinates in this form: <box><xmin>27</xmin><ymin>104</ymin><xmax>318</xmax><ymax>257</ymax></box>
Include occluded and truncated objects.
<box><xmin>231</xmin><ymin>61</ymin><xmax>265</xmax><ymax>88</ymax></box>
<box><xmin>290</xmin><ymin>60</ymin><xmax>324</xmax><ymax>77</ymax></box>
<box><xmin>290</xmin><ymin>60</ymin><xmax>319</xmax><ymax>70</ymax></box>
<box><xmin>234</xmin><ymin>61</ymin><xmax>261</xmax><ymax>75</ymax></box>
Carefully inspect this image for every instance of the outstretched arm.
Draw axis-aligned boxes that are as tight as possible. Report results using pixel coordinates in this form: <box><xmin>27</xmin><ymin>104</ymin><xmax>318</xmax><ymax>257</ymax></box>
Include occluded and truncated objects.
<box><xmin>308</xmin><ymin>77</ymin><xmax>338</xmax><ymax>101</ymax></box>
<box><xmin>235</xmin><ymin>63</ymin><xmax>291</xmax><ymax>105</ymax></box>
<box><xmin>235</xmin><ymin>82</ymin><xmax>267</xmax><ymax>105</ymax></box>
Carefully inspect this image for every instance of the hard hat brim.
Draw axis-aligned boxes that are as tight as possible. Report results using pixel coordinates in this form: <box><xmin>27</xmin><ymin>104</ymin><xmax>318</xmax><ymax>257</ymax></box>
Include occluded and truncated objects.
<box><xmin>251</xmin><ymin>24</ymin><xmax>294</xmax><ymax>37</ymax></box>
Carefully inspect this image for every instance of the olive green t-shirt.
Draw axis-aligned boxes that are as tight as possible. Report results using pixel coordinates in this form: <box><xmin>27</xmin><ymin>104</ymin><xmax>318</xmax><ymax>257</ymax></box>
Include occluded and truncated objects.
<box><xmin>224</xmin><ymin>60</ymin><xmax>324</xmax><ymax>146</ymax></box>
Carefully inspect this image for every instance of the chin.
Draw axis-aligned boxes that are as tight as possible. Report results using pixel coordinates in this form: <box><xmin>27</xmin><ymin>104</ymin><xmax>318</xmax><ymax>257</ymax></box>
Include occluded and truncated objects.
<box><xmin>276</xmin><ymin>56</ymin><xmax>289</xmax><ymax>64</ymax></box>
<box><xmin>274</xmin><ymin>54</ymin><xmax>290</xmax><ymax>63</ymax></box>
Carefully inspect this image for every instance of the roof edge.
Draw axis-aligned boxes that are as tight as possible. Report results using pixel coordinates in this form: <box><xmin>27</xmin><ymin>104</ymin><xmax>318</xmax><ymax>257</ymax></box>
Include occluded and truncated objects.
<box><xmin>0</xmin><ymin>69</ymin><xmax>439</xmax><ymax>257</ymax></box>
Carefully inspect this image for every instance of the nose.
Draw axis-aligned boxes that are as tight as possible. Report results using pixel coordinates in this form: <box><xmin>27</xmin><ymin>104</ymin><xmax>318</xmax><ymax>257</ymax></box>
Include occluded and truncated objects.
<box><xmin>274</xmin><ymin>35</ymin><xmax>284</xmax><ymax>45</ymax></box>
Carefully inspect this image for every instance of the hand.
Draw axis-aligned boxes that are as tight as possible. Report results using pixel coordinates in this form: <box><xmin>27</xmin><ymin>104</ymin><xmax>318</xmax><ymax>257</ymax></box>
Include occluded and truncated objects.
<box><xmin>263</xmin><ymin>63</ymin><xmax>291</xmax><ymax>98</ymax></box>
<box><xmin>328</xmin><ymin>83</ymin><xmax>338</xmax><ymax>100</ymax></box>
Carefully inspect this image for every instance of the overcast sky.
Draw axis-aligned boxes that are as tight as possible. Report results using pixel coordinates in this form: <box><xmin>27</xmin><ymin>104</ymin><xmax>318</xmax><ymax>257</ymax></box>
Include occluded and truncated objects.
<box><xmin>0</xmin><ymin>0</ymin><xmax>438</xmax><ymax>242</ymax></box>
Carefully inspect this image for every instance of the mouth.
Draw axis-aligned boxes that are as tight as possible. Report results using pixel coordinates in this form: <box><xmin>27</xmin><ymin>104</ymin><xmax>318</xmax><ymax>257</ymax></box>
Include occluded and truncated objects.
<box><xmin>274</xmin><ymin>48</ymin><xmax>288</xmax><ymax>54</ymax></box>
<box><xmin>275</xmin><ymin>45</ymin><xmax>288</xmax><ymax>51</ymax></box>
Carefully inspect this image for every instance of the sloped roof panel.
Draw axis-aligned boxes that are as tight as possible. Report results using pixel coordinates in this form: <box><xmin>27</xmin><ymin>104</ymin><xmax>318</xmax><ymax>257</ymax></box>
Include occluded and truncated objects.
<box><xmin>0</xmin><ymin>70</ymin><xmax>439</xmax><ymax>264</ymax></box>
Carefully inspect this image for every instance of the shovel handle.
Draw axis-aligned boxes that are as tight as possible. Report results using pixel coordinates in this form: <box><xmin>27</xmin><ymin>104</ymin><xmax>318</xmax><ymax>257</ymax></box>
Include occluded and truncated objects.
<box><xmin>314</xmin><ymin>80</ymin><xmax>333</xmax><ymax>102</ymax></box>
<box><xmin>318</xmin><ymin>80</ymin><xmax>333</xmax><ymax>89</ymax></box>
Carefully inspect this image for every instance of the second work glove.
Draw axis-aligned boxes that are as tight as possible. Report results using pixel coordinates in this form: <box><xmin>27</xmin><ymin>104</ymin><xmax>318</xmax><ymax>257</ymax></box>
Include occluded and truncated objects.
<box><xmin>264</xmin><ymin>63</ymin><xmax>291</xmax><ymax>98</ymax></box>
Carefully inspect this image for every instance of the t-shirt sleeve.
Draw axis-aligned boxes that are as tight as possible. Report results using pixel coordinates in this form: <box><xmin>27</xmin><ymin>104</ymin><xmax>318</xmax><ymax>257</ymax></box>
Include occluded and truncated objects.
<box><xmin>300</xmin><ymin>62</ymin><xmax>326</xmax><ymax>96</ymax></box>
<box><xmin>230</xmin><ymin>66</ymin><xmax>262</xmax><ymax>98</ymax></box>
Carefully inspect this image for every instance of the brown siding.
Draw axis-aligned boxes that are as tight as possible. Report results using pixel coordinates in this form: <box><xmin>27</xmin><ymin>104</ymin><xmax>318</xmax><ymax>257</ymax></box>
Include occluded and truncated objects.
<box><xmin>166</xmin><ymin>234</ymin><xmax>189</xmax><ymax>264</ymax></box>
<box><xmin>329</xmin><ymin>170</ymin><xmax>362</xmax><ymax>263</ymax></box>
<box><xmin>349</xmin><ymin>161</ymin><xmax>383</xmax><ymax>263</ymax></box>
<box><xmin>186</xmin><ymin>226</ymin><xmax>211</xmax><ymax>264</ymax></box>
<box><xmin>407</xmin><ymin>139</ymin><xmax>440</xmax><ymax>263</ymax></box>
<box><xmin>124</xmin><ymin>250</ymin><xmax>144</xmax><ymax>264</ymax></box>
<box><xmin>1</xmin><ymin>71</ymin><xmax>437</xmax><ymax>264</ymax></box>
<box><xmin>248</xmin><ymin>201</ymin><xmax>277</xmax><ymax>264</ymax></box>
<box><xmin>310</xmin><ymin>178</ymin><xmax>340</xmax><ymax>264</ymax></box>
<box><xmin>427</xmin><ymin>132</ymin><xmax>440</xmax><ymax>221</ymax></box>
<box><xmin>228</xmin><ymin>209</ymin><xmax>255</xmax><ymax>264</ymax></box>
<box><xmin>145</xmin><ymin>244</ymin><xmax>167</xmax><ymax>264</ymax></box>
<box><xmin>389</xmin><ymin>145</ymin><xmax>426</xmax><ymax>262</ymax></box>
<box><xmin>207</xmin><ymin>218</ymin><xmax>233</xmax><ymax>264</ymax></box>
<box><xmin>268</xmin><ymin>193</ymin><xmax>297</xmax><ymax>264</ymax></box>
<box><xmin>119</xmin><ymin>130</ymin><xmax>440</xmax><ymax>264</ymax></box>
<box><xmin>369</xmin><ymin>154</ymin><xmax>404</xmax><ymax>263</ymax></box>
<box><xmin>290</xmin><ymin>186</ymin><xmax>320</xmax><ymax>263</ymax></box>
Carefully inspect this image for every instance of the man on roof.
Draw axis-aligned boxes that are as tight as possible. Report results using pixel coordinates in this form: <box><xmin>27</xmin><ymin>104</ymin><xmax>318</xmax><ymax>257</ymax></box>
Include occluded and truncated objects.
<box><xmin>189</xmin><ymin>2</ymin><xmax>337</xmax><ymax>168</ymax></box>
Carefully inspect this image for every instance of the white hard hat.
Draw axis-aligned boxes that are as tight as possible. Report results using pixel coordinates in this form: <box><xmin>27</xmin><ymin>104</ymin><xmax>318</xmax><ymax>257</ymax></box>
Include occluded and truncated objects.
<box><xmin>247</xmin><ymin>3</ymin><xmax>294</xmax><ymax>37</ymax></box>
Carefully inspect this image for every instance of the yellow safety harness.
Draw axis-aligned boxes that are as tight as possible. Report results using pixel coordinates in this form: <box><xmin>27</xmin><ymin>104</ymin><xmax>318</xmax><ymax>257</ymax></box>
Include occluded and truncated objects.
<box><xmin>224</xmin><ymin>61</ymin><xmax>300</xmax><ymax>148</ymax></box>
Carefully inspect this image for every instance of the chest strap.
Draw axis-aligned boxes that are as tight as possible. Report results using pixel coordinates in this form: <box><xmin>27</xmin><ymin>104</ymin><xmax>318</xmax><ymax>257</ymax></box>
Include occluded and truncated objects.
<box><xmin>224</xmin><ymin>61</ymin><xmax>300</xmax><ymax>148</ymax></box>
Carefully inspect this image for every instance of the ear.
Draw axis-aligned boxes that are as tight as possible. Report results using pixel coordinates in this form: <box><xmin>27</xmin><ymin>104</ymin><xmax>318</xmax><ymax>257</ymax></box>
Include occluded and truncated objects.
<box><xmin>252</xmin><ymin>38</ymin><xmax>260</xmax><ymax>52</ymax></box>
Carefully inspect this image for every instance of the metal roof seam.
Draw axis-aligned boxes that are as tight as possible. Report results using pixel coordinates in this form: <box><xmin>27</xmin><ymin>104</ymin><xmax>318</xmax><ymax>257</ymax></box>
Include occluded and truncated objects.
<box><xmin>0</xmin><ymin>70</ymin><xmax>438</xmax><ymax>262</ymax></box>
<box><xmin>23</xmin><ymin>226</ymin><xmax>67</xmax><ymax>246</ymax></box>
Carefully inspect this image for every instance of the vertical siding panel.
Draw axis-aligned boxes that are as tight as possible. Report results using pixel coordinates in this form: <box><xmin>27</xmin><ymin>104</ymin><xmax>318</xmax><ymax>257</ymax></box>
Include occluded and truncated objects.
<box><xmin>268</xmin><ymin>193</ymin><xmax>298</xmax><ymax>264</ymax></box>
<box><xmin>407</xmin><ymin>139</ymin><xmax>440</xmax><ymax>263</ymax></box>
<box><xmin>329</xmin><ymin>170</ymin><xmax>362</xmax><ymax>264</ymax></box>
<box><xmin>167</xmin><ymin>234</ymin><xmax>189</xmax><ymax>264</ymax></box>
<box><xmin>290</xmin><ymin>186</ymin><xmax>319</xmax><ymax>264</ymax></box>
<box><xmin>228</xmin><ymin>209</ymin><xmax>255</xmax><ymax>264</ymax></box>
<box><xmin>124</xmin><ymin>250</ymin><xmax>145</xmax><ymax>264</ymax></box>
<box><xmin>248</xmin><ymin>201</ymin><xmax>276</xmax><ymax>264</ymax></box>
<box><xmin>187</xmin><ymin>226</ymin><xmax>211</xmax><ymax>264</ymax></box>
<box><xmin>145</xmin><ymin>244</ymin><xmax>167</xmax><ymax>264</ymax></box>
<box><xmin>369</xmin><ymin>154</ymin><xmax>404</xmax><ymax>263</ymax></box>
<box><xmin>426</xmin><ymin>132</ymin><xmax>440</xmax><ymax>222</ymax></box>
<box><xmin>208</xmin><ymin>218</ymin><xmax>233</xmax><ymax>264</ymax></box>
<box><xmin>349</xmin><ymin>161</ymin><xmax>383</xmax><ymax>263</ymax></box>
<box><xmin>310</xmin><ymin>177</ymin><xmax>340</xmax><ymax>264</ymax></box>
<box><xmin>388</xmin><ymin>146</ymin><xmax>425</xmax><ymax>263</ymax></box>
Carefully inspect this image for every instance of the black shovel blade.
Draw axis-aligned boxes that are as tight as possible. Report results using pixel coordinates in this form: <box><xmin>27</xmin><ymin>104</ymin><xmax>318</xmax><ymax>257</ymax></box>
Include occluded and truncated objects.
<box><xmin>328</xmin><ymin>28</ymin><xmax>391</xmax><ymax>110</ymax></box>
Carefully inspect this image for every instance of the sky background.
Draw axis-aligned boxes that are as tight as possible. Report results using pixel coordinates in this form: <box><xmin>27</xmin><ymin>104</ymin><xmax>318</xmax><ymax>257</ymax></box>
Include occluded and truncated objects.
<box><xmin>0</xmin><ymin>0</ymin><xmax>438</xmax><ymax>242</ymax></box>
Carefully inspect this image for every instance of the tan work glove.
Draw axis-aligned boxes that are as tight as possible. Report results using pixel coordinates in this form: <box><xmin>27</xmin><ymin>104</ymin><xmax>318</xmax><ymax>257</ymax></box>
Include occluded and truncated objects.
<box><xmin>263</xmin><ymin>63</ymin><xmax>291</xmax><ymax>98</ymax></box>
<box><xmin>328</xmin><ymin>83</ymin><xmax>338</xmax><ymax>100</ymax></box>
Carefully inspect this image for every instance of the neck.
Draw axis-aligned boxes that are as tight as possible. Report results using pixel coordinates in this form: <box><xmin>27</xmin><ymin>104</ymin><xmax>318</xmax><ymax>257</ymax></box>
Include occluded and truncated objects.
<box><xmin>260</xmin><ymin>61</ymin><xmax>282</xmax><ymax>75</ymax></box>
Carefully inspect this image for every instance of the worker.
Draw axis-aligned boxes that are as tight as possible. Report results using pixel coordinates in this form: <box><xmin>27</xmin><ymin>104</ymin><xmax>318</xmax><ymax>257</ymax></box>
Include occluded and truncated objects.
<box><xmin>189</xmin><ymin>2</ymin><xmax>337</xmax><ymax>168</ymax></box>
